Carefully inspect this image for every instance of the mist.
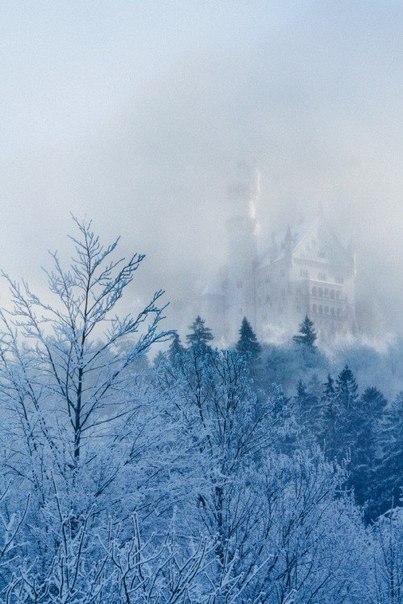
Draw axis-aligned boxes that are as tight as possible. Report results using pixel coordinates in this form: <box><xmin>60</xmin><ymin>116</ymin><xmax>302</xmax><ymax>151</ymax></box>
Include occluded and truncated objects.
<box><xmin>1</xmin><ymin>1</ymin><xmax>402</xmax><ymax>336</ymax></box>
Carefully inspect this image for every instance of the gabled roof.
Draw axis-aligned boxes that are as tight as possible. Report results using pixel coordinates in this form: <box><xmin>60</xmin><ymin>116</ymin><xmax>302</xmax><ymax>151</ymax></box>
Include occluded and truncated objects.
<box><xmin>258</xmin><ymin>217</ymin><xmax>353</xmax><ymax>270</ymax></box>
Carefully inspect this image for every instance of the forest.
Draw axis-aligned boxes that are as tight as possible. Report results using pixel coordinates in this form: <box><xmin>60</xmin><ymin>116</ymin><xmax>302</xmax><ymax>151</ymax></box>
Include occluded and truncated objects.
<box><xmin>0</xmin><ymin>219</ymin><xmax>400</xmax><ymax>603</ymax></box>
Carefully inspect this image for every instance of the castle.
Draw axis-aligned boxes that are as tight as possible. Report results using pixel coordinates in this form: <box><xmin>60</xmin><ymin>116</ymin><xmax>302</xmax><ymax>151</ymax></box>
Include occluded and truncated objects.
<box><xmin>199</xmin><ymin>173</ymin><xmax>356</xmax><ymax>344</ymax></box>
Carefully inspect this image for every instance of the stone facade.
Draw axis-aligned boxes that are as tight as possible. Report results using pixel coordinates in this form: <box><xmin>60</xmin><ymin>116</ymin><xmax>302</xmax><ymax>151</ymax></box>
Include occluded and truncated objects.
<box><xmin>200</xmin><ymin>189</ymin><xmax>356</xmax><ymax>344</ymax></box>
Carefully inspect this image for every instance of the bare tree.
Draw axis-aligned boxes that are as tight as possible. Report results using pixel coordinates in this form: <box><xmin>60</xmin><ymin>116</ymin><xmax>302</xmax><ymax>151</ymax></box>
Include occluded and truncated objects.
<box><xmin>372</xmin><ymin>509</ymin><xmax>403</xmax><ymax>604</ymax></box>
<box><xmin>0</xmin><ymin>217</ymin><xmax>170</xmax><ymax>466</ymax></box>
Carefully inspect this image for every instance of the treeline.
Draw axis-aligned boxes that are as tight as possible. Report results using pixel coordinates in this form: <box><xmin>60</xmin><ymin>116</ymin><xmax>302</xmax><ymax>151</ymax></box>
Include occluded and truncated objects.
<box><xmin>0</xmin><ymin>219</ymin><xmax>400</xmax><ymax>603</ymax></box>
<box><xmin>165</xmin><ymin>314</ymin><xmax>402</xmax><ymax>522</ymax></box>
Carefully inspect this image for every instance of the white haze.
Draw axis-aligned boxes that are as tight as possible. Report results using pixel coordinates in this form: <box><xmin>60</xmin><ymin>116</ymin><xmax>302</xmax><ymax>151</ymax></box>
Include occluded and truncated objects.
<box><xmin>0</xmin><ymin>1</ymin><xmax>402</xmax><ymax>336</ymax></box>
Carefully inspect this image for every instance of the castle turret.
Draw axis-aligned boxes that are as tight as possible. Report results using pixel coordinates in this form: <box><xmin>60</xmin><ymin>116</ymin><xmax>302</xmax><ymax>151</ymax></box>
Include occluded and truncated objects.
<box><xmin>224</xmin><ymin>168</ymin><xmax>259</xmax><ymax>342</ymax></box>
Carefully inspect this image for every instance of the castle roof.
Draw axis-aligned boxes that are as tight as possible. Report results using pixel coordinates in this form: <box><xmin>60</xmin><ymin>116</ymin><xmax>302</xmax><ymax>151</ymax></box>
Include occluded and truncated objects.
<box><xmin>257</xmin><ymin>217</ymin><xmax>354</xmax><ymax>271</ymax></box>
<box><xmin>258</xmin><ymin>218</ymin><xmax>318</xmax><ymax>268</ymax></box>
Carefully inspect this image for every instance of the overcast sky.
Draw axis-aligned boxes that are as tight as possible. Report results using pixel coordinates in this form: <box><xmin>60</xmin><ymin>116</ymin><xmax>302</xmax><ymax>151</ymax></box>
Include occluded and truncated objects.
<box><xmin>0</xmin><ymin>1</ymin><xmax>402</xmax><ymax>332</ymax></box>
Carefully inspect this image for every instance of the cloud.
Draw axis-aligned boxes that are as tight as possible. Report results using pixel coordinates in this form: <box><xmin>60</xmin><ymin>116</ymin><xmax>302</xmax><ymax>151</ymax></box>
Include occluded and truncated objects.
<box><xmin>0</xmin><ymin>1</ymin><xmax>402</xmax><ymax>332</ymax></box>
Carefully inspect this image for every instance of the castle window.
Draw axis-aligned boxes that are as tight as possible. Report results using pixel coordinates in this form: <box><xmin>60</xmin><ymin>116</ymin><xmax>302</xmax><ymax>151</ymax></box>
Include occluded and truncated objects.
<box><xmin>318</xmin><ymin>305</ymin><xmax>323</xmax><ymax>314</ymax></box>
<box><xmin>337</xmin><ymin>308</ymin><xmax>341</xmax><ymax>317</ymax></box>
<box><xmin>331</xmin><ymin>308</ymin><xmax>335</xmax><ymax>316</ymax></box>
<box><xmin>312</xmin><ymin>286</ymin><xmax>317</xmax><ymax>296</ymax></box>
<box><xmin>324</xmin><ymin>288</ymin><xmax>329</xmax><ymax>297</ymax></box>
<box><xmin>237</xmin><ymin>281</ymin><xmax>243</xmax><ymax>289</ymax></box>
<box><xmin>325</xmin><ymin>306</ymin><xmax>329</xmax><ymax>314</ymax></box>
<box><xmin>330</xmin><ymin>290</ymin><xmax>335</xmax><ymax>299</ymax></box>
<box><xmin>318</xmin><ymin>288</ymin><xmax>323</xmax><ymax>297</ymax></box>
<box><xmin>313</xmin><ymin>304</ymin><xmax>317</xmax><ymax>313</ymax></box>
<box><xmin>336</xmin><ymin>291</ymin><xmax>340</xmax><ymax>300</ymax></box>
<box><xmin>300</xmin><ymin>269</ymin><xmax>309</xmax><ymax>278</ymax></box>
<box><xmin>335</xmin><ymin>276</ymin><xmax>344</xmax><ymax>284</ymax></box>
<box><xmin>318</xmin><ymin>272</ymin><xmax>327</xmax><ymax>281</ymax></box>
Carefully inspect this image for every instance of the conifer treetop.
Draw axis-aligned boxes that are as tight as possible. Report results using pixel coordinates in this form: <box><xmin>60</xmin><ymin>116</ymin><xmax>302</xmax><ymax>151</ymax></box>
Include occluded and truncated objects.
<box><xmin>293</xmin><ymin>315</ymin><xmax>317</xmax><ymax>349</ymax></box>
<box><xmin>236</xmin><ymin>317</ymin><xmax>261</xmax><ymax>360</ymax></box>
<box><xmin>186</xmin><ymin>315</ymin><xmax>214</xmax><ymax>348</ymax></box>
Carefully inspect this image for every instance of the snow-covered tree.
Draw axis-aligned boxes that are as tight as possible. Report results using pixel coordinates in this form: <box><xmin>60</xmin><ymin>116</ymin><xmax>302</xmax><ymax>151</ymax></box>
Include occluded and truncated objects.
<box><xmin>236</xmin><ymin>316</ymin><xmax>261</xmax><ymax>362</ymax></box>
<box><xmin>293</xmin><ymin>315</ymin><xmax>317</xmax><ymax>350</ymax></box>
<box><xmin>0</xmin><ymin>216</ymin><xmax>170</xmax><ymax>464</ymax></box>
<box><xmin>186</xmin><ymin>316</ymin><xmax>214</xmax><ymax>350</ymax></box>
<box><xmin>168</xmin><ymin>331</ymin><xmax>185</xmax><ymax>365</ymax></box>
<box><xmin>0</xmin><ymin>218</ymin><xmax>399</xmax><ymax>602</ymax></box>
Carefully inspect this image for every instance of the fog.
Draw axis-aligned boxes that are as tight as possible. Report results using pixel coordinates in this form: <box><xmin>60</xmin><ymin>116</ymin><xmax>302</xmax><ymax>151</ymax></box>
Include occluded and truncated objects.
<box><xmin>1</xmin><ymin>1</ymin><xmax>402</xmax><ymax>335</ymax></box>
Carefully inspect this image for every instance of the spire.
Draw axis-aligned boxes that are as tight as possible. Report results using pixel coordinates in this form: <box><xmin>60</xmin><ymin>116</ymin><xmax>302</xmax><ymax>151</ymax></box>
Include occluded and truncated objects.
<box><xmin>284</xmin><ymin>225</ymin><xmax>293</xmax><ymax>247</ymax></box>
<box><xmin>284</xmin><ymin>225</ymin><xmax>294</xmax><ymax>259</ymax></box>
<box><xmin>227</xmin><ymin>163</ymin><xmax>260</xmax><ymax>221</ymax></box>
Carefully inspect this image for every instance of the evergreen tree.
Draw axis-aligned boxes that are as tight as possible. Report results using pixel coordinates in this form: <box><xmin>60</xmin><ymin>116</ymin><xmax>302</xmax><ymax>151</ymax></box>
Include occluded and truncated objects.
<box><xmin>350</xmin><ymin>386</ymin><xmax>387</xmax><ymax>518</ymax></box>
<box><xmin>236</xmin><ymin>317</ymin><xmax>261</xmax><ymax>361</ymax></box>
<box><xmin>322</xmin><ymin>366</ymin><xmax>359</xmax><ymax>462</ymax></box>
<box><xmin>186</xmin><ymin>316</ymin><xmax>214</xmax><ymax>350</ymax></box>
<box><xmin>374</xmin><ymin>393</ymin><xmax>403</xmax><ymax>517</ymax></box>
<box><xmin>320</xmin><ymin>374</ymin><xmax>336</xmax><ymax>452</ymax></box>
<box><xmin>335</xmin><ymin>365</ymin><xmax>359</xmax><ymax>411</ymax></box>
<box><xmin>293</xmin><ymin>315</ymin><xmax>317</xmax><ymax>349</ymax></box>
<box><xmin>323</xmin><ymin>374</ymin><xmax>335</xmax><ymax>399</ymax></box>
<box><xmin>294</xmin><ymin>377</ymin><xmax>322</xmax><ymax>441</ymax></box>
<box><xmin>168</xmin><ymin>331</ymin><xmax>185</xmax><ymax>364</ymax></box>
<box><xmin>296</xmin><ymin>379</ymin><xmax>307</xmax><ymax>401</ymax></box>
<box><xmin>153</xmin><ymin>350</ymin><xmax>166</xmax><ymax>370</ymax></box>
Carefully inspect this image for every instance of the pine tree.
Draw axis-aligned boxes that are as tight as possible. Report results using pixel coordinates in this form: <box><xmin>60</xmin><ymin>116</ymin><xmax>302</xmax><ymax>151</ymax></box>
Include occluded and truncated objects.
<box><xmin>323</xmin><ymin>374</ymin><xmax>335</xmax><ymax>400</ymax></box>
<box><xmin>323</xmin><ymin>365</ymin><xmax>359</xmax><ymax>462</ymax></box>
<box><xmin>186</xmin><ymin>316</ymin><xmax>214</xmax><ymax>350</ymax></box>
<box><xmin>236</xmin><ymin>317</ymin><xmax>261</xmax><ymax>361</ymax></box>
<box><xmin>320</xmin><ymin>374</ymin><xmax>336</xmax><ymax>453</ymax></box>
<box><xmin>374</xmin><ymin>393</ymin><xmax>403</xmax><ymax>517</ymax></box>
<box><xmin>293</xmin><ymin>315</ymin><xmax>317</xmax><ymax>350</ymax></box>
<box><xmin>350</xmin><ymin>386</ymin><xmax>387</xmax><ymax>518</ymax></box>
<box><xmin>168</xmin><ymin>331</ymin><xmax>185</xmax><ymax>364</ymax></box>
<box><xmin>295</xmin><ymin>379</ymin><xmax>320</xmax><ymax>439</ymax></box>
<box><xmin>335</xmin><ymin>365</ymin><xmax>359</xmax><ymax>411</ymax></box>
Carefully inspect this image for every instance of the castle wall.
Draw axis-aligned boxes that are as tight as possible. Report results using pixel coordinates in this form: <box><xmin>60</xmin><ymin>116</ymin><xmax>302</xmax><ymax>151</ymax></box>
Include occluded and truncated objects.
<box><xmin>200</xmin><ymin>204</ymin><xmax>356</xmax><ymax>344</ymax></box>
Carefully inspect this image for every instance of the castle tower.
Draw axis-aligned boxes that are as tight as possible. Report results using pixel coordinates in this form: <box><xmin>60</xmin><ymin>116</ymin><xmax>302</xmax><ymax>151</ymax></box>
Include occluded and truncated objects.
<box><xmin>224</xmin><ymin>167</ymin><xmax>259</xmax><ymax>342</ymax></box>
